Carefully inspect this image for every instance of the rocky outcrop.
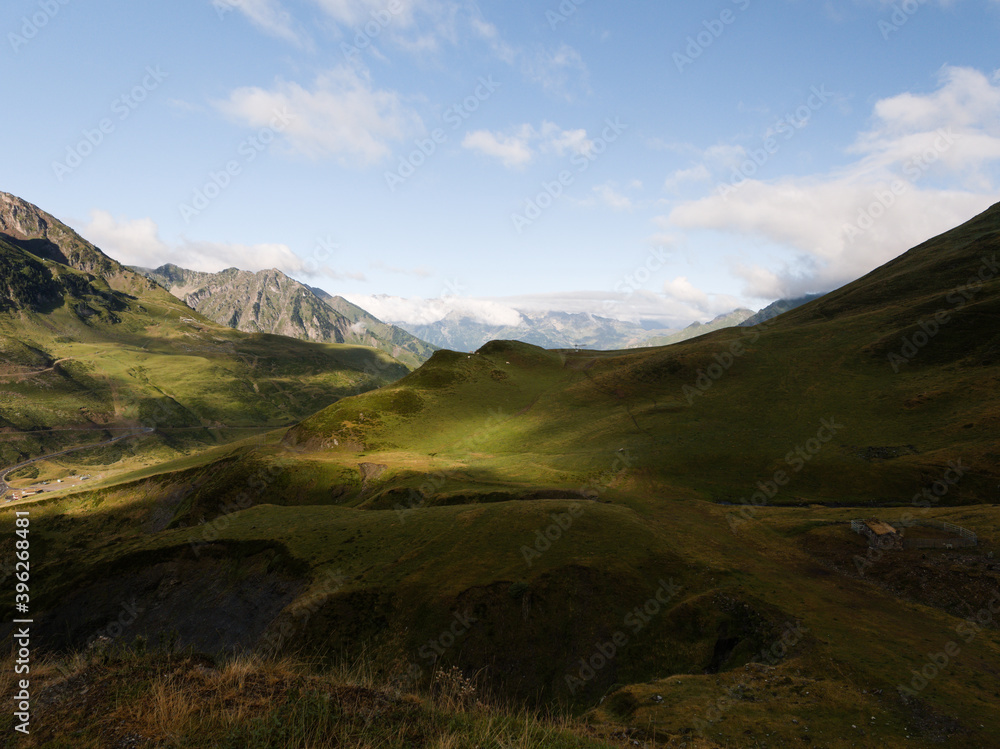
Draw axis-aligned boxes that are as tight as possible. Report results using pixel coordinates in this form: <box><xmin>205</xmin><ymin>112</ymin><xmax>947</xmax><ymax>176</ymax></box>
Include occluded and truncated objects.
<box><xmin>0</xmin><ymin>191</ymin><xmax>157</xmax><ymax>296</ymax></box>
<box><xmin>136</xmin><ymin>264</ymin><xmax>436</xmax><ymax>368</ymax></box>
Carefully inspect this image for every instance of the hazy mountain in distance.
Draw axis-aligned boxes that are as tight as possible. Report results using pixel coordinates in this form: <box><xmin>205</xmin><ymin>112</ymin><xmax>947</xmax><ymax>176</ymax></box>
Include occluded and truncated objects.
<box><xmin>636</xmin><ymin>308</ymin><xmax>754</xmax><ymax>347</ymax></box>
<box><xmin>739</xmin><ymin>293</ymin><xmax>827</xmax><ymax>327</ymax></box>
<box><xmin>307</xmin><ymin>286</ymin><xmax>438</xmax><ymax>366</ymax></box>
<box><xmin>134</xmin><ymin>264</ymin><xmax>436</xmax><ymax>369</ymax></box>
<box><xmin>397</xmin><ymin>309</ymin><xmax>657</xmax><ymax>352</ymax></box>
<box><xmin>383</xmin><ymin>293</ymin><xmax>829</xmax><ymax>353</ymax></box>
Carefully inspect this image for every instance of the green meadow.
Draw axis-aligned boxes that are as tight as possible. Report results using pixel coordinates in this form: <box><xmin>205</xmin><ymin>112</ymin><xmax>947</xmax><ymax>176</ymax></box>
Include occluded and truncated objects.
<box><xmin>2</xmin><ymin>203</ymin><xmax>1000</xmax><ymax>746</ymax></box>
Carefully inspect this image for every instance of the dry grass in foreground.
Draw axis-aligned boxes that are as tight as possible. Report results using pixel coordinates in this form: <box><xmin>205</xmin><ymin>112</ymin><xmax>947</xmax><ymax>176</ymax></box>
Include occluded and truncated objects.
<box><xmin>0</xmin><ymin>646</ymin><xmax>676</xmax><ymax>749</ymax></box>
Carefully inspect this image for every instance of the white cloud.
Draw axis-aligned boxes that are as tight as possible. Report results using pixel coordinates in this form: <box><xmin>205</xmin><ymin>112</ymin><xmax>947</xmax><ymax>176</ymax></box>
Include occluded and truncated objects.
<box><xmin>473</xmin><ymin>20</ymin><xmax>588</xmax><ymax>100</ymax></box>
<box><xmin>80</xmin><ymin>210</ymin><xmax>359</xmax><ymax>280</ymax></box>
<box><xmin>226</xmin><ymin>0</ymin><xmax>465</xmax><ymax>55</ymax></box>
<box><xmin>593</xmin><ymin>184</ymin><xmax>634</xmax><ymax>211</ymax></box>
<box><xmin>469</xmin><ymin>17</ymin><xmax>499</xmax><ymax>40</ymax></box>
<box><xmin>462</xmin><ymin>121</ymin><xmax>593</xmax><ymax>169</ymax></box>
<box><xmin>462</xmin><ymin>127</ymin><xmax>535</xmax><ymax>169</ymax></box>
<box><xmin>215</xmin><ymin>66</ymin><xmax>422</xmax><ymax>164</ymax></box>
<box><xmin>521</xmin><ymin>43</ymin><xmax>590</xmax><ymax>100</ymax></box>
<box><xmin>224</xmin><ymin>1</ymin><xmax>588</xmax><ymax>101</ymax></box>
<box><xmin>663</xmin><ymin>276</ymin><xmax>709</xmax><ymax>308</ymax></box>
<box><xmin>704</xmin><ymin>144</ymin><xmax>748</xmax><ymax>168</ymax></box>
<box><xmin>346</xmin><ymin>284</ymin><xmax>749</xmax><ymax>330</ymax></box>
<box><xmin>344</xmin><ymin>294</ymin><xmax>524</xmax><ymax>327</ymax></box>
<box><xmin>572</xmin><ymin>182</ymin><xmax>641</xmax><ymax>211</ymax></box>
<box><xmin>499</xmin><ymin>288</ymin><xmax>745</xmax><ymax>328</ymax></box>
<box><xmin>540</xmin><ymin>122</ymin><xmax>591</xmax><ymax>156</ymax></box>
<box><xmin>662</xmin><ymin>66</ymin><xmax>1000</xmax><ymax>298</ymax></box>
<box><xmin>223</xmin><ymin>0</ymin><xmax>306</xmax><ymax>46</ymax></box>
<box><xmin>310</xmin><ymin>0</ymin><xmax>420</xmax><ymax>26</ymax></box>
<box><xmin>664</xmin><ymin>164</ymin><xmax>711</xmax><ymax>190</ymax></box>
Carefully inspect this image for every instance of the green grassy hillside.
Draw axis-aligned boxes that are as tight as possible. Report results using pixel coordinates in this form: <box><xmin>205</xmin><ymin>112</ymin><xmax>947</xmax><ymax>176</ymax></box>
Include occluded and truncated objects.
<box><xmin>3</xmin><ymin>201</ymin><xmax>1000</xmax><ymax>747</ymax></box>
<box><xmin>287</xmin><ymin>200</ymin><xmax>1000</xmax><ymax>508</ymax></box>
<box><xmin>0</xmin><ymin>195</ymin><xmax>410</xmax><ymax>466</ymax></box>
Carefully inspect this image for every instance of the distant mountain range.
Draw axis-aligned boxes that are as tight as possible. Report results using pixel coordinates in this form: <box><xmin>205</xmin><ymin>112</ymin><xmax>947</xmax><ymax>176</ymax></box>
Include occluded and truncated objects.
<box><xmin>381</xmin><ymin>297</ymin><xmax>821</xmax><ymax>353</ymax></box>
<box><xmin>637</xmin><ymin>308</ymin><xmax>755</xmax><ymax>347</ymax></box>
<box><xmin>396</xmin><ymin>309</ymin><xmax>660</xmax><ymax>352</ymax></box>
<box><xmin>135</xmin><ymin>264</ymin><xmax>828</xmax><ymax>355</ymax></box>
<box><xmin>738</xmin><ymin>294</ymin><xmax>826</xmax><ymax>327</ymax></box>
<box><xmin>132</xmin><ymin>264</ymin><xmax>436</xmax><ymax>369</ymax></box>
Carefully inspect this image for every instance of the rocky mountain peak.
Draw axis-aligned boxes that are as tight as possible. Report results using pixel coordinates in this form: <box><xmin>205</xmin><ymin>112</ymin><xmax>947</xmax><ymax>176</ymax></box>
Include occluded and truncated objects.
<box><xmin>0</xmin><ymin>191</ymin><xmax>55</xmax><ymax>240</ymax></box>
<box><xmin>0</xmin><ymin>192</ymin><xmax>130</xmax><ymax>282</ymax></box>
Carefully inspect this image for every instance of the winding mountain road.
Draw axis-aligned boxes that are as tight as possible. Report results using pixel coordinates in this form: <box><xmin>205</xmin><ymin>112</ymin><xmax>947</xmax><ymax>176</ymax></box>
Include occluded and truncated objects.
<box><xmin>0</xmin><ymin>358</ymin><xmax>76</xmax><ymax>381</ymax></box>
<box><xmin>0</xmin><ymin>427</ymin><xmax>154</xmax><ymax>499</ymax></box>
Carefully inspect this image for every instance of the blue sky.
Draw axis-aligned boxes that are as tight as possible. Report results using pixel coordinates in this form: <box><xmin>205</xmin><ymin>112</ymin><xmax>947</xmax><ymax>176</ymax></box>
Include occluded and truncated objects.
<box><xmin>3</xmin><ymin>0</ymin><xmax>999</xmax><ymax>328</ymax></box>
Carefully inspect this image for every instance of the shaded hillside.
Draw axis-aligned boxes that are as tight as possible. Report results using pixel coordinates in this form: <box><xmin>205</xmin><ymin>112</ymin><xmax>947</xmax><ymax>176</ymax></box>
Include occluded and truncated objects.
<box><xmin>0</xmin><ymin>192</ymin><xmax>157</xmax><ymax>298</ymax></box>
<box><xmin>0</xmin><ymin>194</ymin><xmax>409</xmax><ymax>463</ymax></box>
<box><xmin>5</xmin><ymin>203</ymin><xmax>1000</xmax><ymax>748</ymax></box>
<box><xmin>290</xmin><ymin>200</ymin><xmax>1000</xmax><ymax>506</ymax></box>
<box><xmin>135</xmin><ymin>264</ymin><xmax>436</xmax><ymax>368</ymax></box>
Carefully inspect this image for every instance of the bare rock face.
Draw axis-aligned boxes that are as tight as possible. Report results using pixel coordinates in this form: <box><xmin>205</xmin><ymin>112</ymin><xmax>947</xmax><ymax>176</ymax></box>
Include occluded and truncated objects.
<box><xmin>135</xmin><ymin>264</ymin><xmax>436</xmax><ymax>368</ymax></box>
<box><xmin>0</xmin><ymin>191</ymin><xmax>155</xmax><ymax>295</ymax></box>
<box><xmin>0</xmin><ymin>191</ymin><xmax>51</xmax><ymax>238</ymax></box>
<box><xmin>179</xmin><ymin>267</ymin><xmax>354</xmax><ymax>344</ymax></box>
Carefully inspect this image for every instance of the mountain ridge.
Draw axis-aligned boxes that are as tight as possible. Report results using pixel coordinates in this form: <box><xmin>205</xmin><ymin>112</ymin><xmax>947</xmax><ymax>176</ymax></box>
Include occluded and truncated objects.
<box><xmin>135</xmin><ymin>264</ymin><xmax>437</xmax><ymax>368</ymax></box>
<box><xmin>0</xmin><ymin>192</ymin><xmax>410</xmax><ymax>461</ymax></box>
<box><xmin>738</xmin><ymin>293</ymin><xmax>826</xmax><ymax>327</ymax></box>
<box><xmin>4</xmin><ymin>198</ymin><xmax>1000</xmax><ymax>748</ymax></box>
